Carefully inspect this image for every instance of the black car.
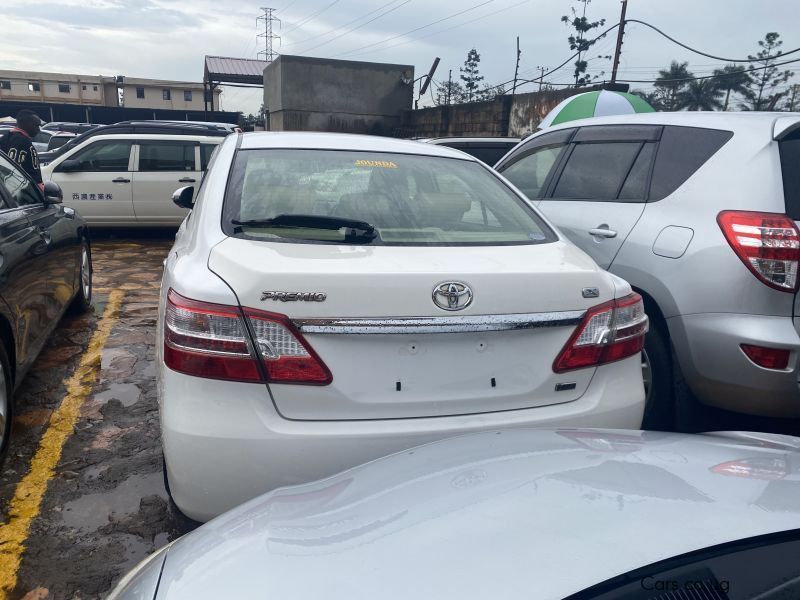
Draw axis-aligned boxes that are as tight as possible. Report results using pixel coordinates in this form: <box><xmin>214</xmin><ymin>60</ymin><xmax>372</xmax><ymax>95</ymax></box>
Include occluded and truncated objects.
<box><xmin>38</xmin><ymin>121</ymin><xmax>230</xmax><ymax>165</ymax></box>
<box><xmin>0</xmin><ymin>151</ymin><xmax>92</xmax><ymax>468</ymax></box>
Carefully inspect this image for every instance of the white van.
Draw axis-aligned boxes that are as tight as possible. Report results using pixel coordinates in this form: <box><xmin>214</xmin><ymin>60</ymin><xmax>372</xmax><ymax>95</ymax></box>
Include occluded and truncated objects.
<box><xmin>41</xmin><ymin>133</ymin><xmax>223</xmax><ymax>227</ymax></box>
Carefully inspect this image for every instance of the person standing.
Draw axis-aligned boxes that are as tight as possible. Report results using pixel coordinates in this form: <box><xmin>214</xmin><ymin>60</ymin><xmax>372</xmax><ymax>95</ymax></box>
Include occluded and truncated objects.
<box><xmin>1</xmin><ymin>109</ymin><xmax>44</xmax><ymax>189</ymax></box>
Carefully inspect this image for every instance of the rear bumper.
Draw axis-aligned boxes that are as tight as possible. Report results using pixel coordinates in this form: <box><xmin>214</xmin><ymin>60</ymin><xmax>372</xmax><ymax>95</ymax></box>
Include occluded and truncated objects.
<box><xmin>669</xmin><ymin>313</ymin><xmax>800</xmax><ymax>417</ymax></box>
<box><xmin>159</xmin><ymin>356</ymin><xmax>644</xmax><ymax>521</ymax></box>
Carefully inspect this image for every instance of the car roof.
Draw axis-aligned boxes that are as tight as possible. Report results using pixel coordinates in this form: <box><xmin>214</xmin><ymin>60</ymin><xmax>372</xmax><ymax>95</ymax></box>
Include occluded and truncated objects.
<box><xmin>159</xmin><ymin>428</ymin><xmax>800</xmax><ymax>600</ymax></box>
<box><xmin>425</xmin><ymin>136</ymin><xmax>521</xmax><ymax>144</ymax></box>
<box><xmin>538</xmin><ymin>110</ymin><xmax>800</xmax><ymax>135</ymax></box>
<box><xmin>239</xmin><ymin>132</ymin><xmax>478</xmax><ymax>160</ymax></box>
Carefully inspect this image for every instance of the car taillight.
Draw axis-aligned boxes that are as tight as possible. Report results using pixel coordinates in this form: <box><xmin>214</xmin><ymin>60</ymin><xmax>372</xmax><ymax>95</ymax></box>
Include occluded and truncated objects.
<box><xmin>164</xmin><ymin>290</ymin><xmax>331</xmax><ymax>385</ymax></box>
<box><xmin>244</xmin><ymin>307</ymin><xmax>332</xmax><ymax>385</ymax></box>
<box><xmin>717</xmin><ymin>211</ymin><xmax>800</xmax><ymax>292</ymax></box>
<box><xmin>740</xmin><ymin>344</ymin><xmax>791</xmax><ymax>370</ymax></box>
<box><xmin>553</xmin><ymin>293</ymin><xmax>649</xmax><ymax>373</ymax></box>
<box><xmin>711</xmin><ymin>457</ymin><xmax>788</xmax><ymax>480</ymax></box>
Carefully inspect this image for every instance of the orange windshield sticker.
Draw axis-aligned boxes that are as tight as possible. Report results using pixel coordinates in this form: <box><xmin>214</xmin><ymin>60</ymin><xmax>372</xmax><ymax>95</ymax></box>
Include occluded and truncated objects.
<box><xmin>354</xmin><ymin>159</ymin><xmax>398</xmax><ymax>169</ymax></box>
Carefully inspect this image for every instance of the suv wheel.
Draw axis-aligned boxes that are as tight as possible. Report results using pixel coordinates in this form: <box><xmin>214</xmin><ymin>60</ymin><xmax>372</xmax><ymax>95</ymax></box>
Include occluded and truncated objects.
<box><xmin>0</xmin><ymin>344</ymin><xmax>13</xmax><ymax>471</ymax></box>
<box><xmin>641</xmin><ymin>322</ymin><xmax>674</xmax><ymax>431</ymax></box>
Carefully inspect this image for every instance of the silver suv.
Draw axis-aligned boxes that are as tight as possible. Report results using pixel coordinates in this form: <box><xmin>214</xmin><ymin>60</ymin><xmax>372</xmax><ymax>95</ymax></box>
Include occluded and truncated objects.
<box><xmin>495</xmin><ymin>112</ymin><xmax>800</xmax><ymax>429</ymax></box>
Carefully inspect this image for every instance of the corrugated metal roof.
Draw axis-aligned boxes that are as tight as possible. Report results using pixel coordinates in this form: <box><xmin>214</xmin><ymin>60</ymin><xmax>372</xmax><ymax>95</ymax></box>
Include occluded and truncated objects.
<box><xmin>204</xmin><ymin>56</ymin><xmax>269</xmax><ymax>85</ymax></box>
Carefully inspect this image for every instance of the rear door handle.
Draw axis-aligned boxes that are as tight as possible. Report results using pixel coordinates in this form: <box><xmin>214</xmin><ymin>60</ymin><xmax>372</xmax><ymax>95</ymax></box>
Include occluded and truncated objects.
<box><xmin>589</xmin><ymin>228</ymin><xmax>618</xmax><ymax>239</ymax></box>
<box><xmin>36</xmin><ymin>228</ymin><xmax>51</xmax><ymax>245</ymax></box>
<box><xmin>112</xmin><ymin>177</ymin><xmax>130</xmax><ymax>183</ymax></box>
<box><xmin>178</xmin><ymin>177</ymin><xmax>196</xmax><ymax>183</ymax></box>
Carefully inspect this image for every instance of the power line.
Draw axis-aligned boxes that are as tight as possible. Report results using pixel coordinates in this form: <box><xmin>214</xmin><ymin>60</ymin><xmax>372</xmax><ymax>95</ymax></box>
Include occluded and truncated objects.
<box><xmin>612</xmin><ymin>56</ymin><xmax>800</xmax><ymax>84</ymax></box>
<box><xmin>626</xmin><ymin>19</ymin><xmax>800</xmax><ymax>63</ymax></box>
<box><xmin>283</xmin><ymin>0</ymin><xmax>402</xmax><ymax>48</ymax></box>
<box><xmin>344</xmin><ymin>0</ymin><xmax>531</xmax><ymax>59</ymax></box>
<box><xmin>283</xmin><ymin>0</ymin><xmax>341</xmax><ymax>35</ymax></box>
<box><xmin>297</xmin><ymin>1</ymin><xmax>412</xmax><ymax>55</ymax></box>
<box><xmin>337</xmin><ymin>0</ymin><xmax>496</xmax><ymax>57</ymax></box>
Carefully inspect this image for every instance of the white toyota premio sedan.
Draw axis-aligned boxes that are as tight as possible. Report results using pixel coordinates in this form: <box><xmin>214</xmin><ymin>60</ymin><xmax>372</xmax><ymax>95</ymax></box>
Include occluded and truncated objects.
<box><xmin>158</xmin><ymin>132</ymin><xmax>647</xmax><ymax>521</ymax></box>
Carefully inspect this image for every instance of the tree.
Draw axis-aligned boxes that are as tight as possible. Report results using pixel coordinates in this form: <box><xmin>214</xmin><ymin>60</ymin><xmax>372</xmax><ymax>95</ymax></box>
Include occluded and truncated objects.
<box><xmin>480</xmin><ymin>83</ymin><xmax>506</xmax><ymax>101</ymax></box>
<box><xmin>677</xmin><ymin>79</ymin><xmax>724</xmax><ymax>111</ymax></box>
<box><xmin>711</xmin><ymin>65</ymin><xmax>749</xmax><ymax>110</ymax></box>
<box><xmin>784</xmin><ymin>84</ymin><xmax>800</xmax><ymax>111</ymax></box>
<box><xmin>654</xmin><ymin>61</ymin><xmax>693</xmax><ymax>111</ymax></box>
<box><xmin>460</xmin><ymin>48</ymin><xmax>484</xmax><ymax>102</ymax></box>
<box><xmin>561</xmin><ymin>0</ymin><xmax>610</xmax><ymax>87</ymax></box>
<box><xmin>435</xmin><ymin>79</ymin><xmax>466</xmax><ymax>106</ymax></box>
<box><xmin>630</xmin><ymin>89</ymin><xmax>665</xmax><ymax>111</ymax></box>
<box><xmin>741</xmin><ymin>32</ymin><xmax>794</xmax><ymax>111</ymax></box>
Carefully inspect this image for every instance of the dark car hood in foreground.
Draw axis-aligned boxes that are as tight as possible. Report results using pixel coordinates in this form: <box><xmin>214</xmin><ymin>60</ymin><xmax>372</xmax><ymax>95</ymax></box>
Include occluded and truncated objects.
<box><xmin>156</xmin><ymin>429</ymin><xmax>800</xmax><ymax>599</ymax></box>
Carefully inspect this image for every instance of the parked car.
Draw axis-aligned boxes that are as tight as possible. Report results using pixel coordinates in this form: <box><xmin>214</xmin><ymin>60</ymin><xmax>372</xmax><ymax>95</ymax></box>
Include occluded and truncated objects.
<box><xmin>41</xmin><ymin>133</ymin><xmax>224</xmax><ymax>226</ymax></box>
<box><xmin>109</xmin><ymin>427</ymin><xmax>800</xmax><ymax>599</ymax></box>
<box><xmin>41</xmin><ymin>122</ymin><xmax>99</xmax><ymax>135</ymax></box>
<box><xmin>157</xmin><ymin>132</ymin><xmax>648</xmax><ymax>521</ymax></box>
<box><xmin>0</xmin><ymin>151</ymin><xmax>92</xmax><ymax>469</ymax></box>
<box><xmin>46</xmin><ymin>131</ymin><xmax>77</xmax><ymax>151</ymax></box>
<box><xmin>495</xmin><ymin>113</ymin><xmax>800</xmax><ymax>429</ymax></box>
<box><xmin>32</xmin><ymin>129</ymin><xmax>53</xmax><ymax>152</ymax></box>
<box><xmin>422</xmin><ymin>136</ymin><xmax>520</xmax><ymax>165</ymax></box>
<box><xmin>37</xmin><ymin>121</ymin><xmax>229</xmax><ymax>167</ymax></box>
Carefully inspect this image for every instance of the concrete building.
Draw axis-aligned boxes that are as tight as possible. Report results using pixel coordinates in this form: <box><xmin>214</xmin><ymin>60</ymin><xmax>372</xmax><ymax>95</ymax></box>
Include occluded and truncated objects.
<box><xmin>121</xmin><ymin>77</ymin><xmax>220</xmax><ymax>111</ymax></box>
<box><xmin>0</xmin><ymin>70</ymin><xmax>220</xmax><ymax>111</ymax></box>
<box><xmin>263</xmin><ymin>55</ymin><xmax>414</xmax><ymax>135</ymax></box>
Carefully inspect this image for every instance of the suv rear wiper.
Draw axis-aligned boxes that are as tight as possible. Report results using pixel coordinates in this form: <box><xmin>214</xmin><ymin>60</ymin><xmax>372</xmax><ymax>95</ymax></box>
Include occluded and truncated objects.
<box><xmin>231</xmin><ymin>214</ymin><xmax>378</xmax><ymax>243</ymax></box>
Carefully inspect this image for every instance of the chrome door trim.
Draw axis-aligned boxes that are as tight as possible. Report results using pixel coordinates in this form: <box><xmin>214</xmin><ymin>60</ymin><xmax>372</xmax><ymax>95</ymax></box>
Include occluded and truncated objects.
<box><xmin>293</xmin><ymin>310</ymin><xmax>585</xmax><ymax>335</ymax></box>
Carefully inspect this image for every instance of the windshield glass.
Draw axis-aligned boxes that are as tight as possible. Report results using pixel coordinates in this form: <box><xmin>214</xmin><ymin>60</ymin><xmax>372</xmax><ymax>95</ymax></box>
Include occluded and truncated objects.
<box><xmin>222</xmin><ymin>149</ymin><xmax>555</xmax><ymax>246</ymax></box>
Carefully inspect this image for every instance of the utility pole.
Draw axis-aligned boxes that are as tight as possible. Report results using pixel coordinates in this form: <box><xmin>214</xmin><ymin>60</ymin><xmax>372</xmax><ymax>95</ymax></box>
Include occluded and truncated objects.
<box><xmin>536</xmin><ymin>66</ymin><xmax>547</xmax><ymax>92</ymax></box>
<box><xmin>610</xmin><ymin>0</ymin><xmax>628</xmax><ymax>84</ymax></box>
<box><xmin>447</xmin><ymin>69</ymin><xmax>453</xmax><ymax>105</ymax></box>
<box><xmin>511</xmin><ymin>37</ymin><xmax>521</xmax><ymax>98</ymax></box>
<box><xmin>257</xmin><ymin>7</ymin><xmax>281</xmax><ymax>62</ymax></box>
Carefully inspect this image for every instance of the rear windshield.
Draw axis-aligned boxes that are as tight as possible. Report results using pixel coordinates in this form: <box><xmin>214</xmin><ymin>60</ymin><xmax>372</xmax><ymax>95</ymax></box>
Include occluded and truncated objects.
<box><xmin>780</xmin><ymin>130</ymin><xmax>800</xmax><ymax>220</ymax></box>
<box><xmin>222</xmin><ymin>149</ymin><xmax>556</xmax><ymax>246</ymax></box>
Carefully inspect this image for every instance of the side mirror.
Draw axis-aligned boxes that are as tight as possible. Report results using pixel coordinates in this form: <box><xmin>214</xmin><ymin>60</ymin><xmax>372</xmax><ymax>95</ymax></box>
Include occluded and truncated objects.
<box><xmin>58</xmin><ymin>159</ymin><xmax>80</xmax><ymax>173</ymax></box>
<box><xmin>172</xmin><ymin>186</ymin><xmax>195</xmax><ymax>209</ymax></box>
<box><xmin>43</xmin><ymin>181</ymin><xmax>63</xmax><ymax>204</ymax></box>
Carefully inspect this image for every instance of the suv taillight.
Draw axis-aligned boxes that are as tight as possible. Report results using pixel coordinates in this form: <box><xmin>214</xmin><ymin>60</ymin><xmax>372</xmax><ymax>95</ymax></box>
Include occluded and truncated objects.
<box><xmin>553</xmin><ymin>293</ymin><xmax>649</xmax><ymax>373</ymax></box>
<box><xmin>717</xmin><ymin>211</ymin><xmax>800</xmax><ymax>292</ymax></box>
<box><xmin>164</xmin><ymin>289</ymin><xmax>332</xmax><ymax>385</ymax></box>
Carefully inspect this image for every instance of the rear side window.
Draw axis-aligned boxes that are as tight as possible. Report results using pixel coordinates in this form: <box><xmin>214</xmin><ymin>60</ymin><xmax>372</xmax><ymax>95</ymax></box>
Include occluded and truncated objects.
<box><xmin>139</xmin><ymin>141</ymin><xmax>196</xmax><ymax>172</ymax></box>
<box><xmin>649</xmin><ymin>126</ymin><xmax>732</xmax><ymax>201</ymax></box>
<box><xmin>200</xmin><ymin>143</ymin><xmax>218</xmax><ymax>171</ymax></box>
<box><xmin>553</xmin><ymin>142</ymin><xmax>642</xmax><ymax>200</ymax></box>
<box><xmin>780</xmin><ymin>130</ymin><xmax>800</xmax><ymax>219</ymax></box>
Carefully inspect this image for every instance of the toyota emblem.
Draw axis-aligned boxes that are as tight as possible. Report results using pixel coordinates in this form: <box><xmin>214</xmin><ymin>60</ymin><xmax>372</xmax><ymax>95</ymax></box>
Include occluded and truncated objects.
<box><xmin>432</xmin><ymin>281</ymin><xmax>473</xmax><ymax>311</ymax></box>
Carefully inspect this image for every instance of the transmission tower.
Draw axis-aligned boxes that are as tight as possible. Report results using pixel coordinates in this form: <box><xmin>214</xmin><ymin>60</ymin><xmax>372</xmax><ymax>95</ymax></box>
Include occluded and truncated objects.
<box><xmin>257</xmin><ymin>7</ymin><xmax>281</xmax><ymax>62</ymax></box>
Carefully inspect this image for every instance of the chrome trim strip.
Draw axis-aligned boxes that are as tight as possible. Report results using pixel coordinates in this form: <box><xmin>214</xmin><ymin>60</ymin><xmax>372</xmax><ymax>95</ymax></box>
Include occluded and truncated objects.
<box><xmin>293</xmin><ymin>311</ymin><xmax>585</xmax><ymax>335</ymax></box>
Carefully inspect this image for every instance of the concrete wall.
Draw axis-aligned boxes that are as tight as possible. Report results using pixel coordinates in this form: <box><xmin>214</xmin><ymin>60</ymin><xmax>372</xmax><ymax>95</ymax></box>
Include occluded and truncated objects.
<box><xmin>399</xmin><ymin>84</ymin><xmax>629</xmax><ymax>138</ymax></box>
<box><xmin>264</xmin><ymin>55</ymin><xmax>414</xmax><ymax>135</ymax></box>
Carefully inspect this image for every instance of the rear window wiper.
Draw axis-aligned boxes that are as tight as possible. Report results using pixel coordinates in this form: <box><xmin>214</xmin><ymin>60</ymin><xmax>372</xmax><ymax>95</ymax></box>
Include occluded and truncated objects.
<box><xmin>231</xmin><ymin>214</ymin><xmax>378</xmax><ymax>243</ymax></box>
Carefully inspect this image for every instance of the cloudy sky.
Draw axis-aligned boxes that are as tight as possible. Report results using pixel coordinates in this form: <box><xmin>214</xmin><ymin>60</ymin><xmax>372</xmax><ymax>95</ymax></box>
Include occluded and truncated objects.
<box><xmin>3</xmin><ymin>0</ymin><xmax>799</xmax><ymax>115</ymax></box>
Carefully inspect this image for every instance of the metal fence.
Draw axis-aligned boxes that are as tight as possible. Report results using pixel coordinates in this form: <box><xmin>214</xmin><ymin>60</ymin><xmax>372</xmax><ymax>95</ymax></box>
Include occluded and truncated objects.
<box><xmin>0</xmin><ymin>101</ymin><xmax>240</xmax><ymax>125</ymax></box>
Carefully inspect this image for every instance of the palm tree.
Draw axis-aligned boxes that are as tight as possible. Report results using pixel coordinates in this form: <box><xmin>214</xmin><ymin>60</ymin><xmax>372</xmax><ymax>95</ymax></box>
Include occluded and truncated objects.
<box><xmin>712</xmin><ymin>65</ymin><xmax>749</xmax><ymax>110</ymax></box>
<box><xmin>677</xmin><ymin>79</ymin><xmax>724</xmax><ymax>111</ymax></box>
<box><xmin>654</xmin><ymin>61</ymin><xmax>692</xmax><ymax>111</ymax></box>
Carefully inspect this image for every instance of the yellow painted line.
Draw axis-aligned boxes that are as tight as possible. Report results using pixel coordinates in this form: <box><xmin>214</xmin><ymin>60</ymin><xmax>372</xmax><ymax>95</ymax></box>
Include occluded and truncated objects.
<box><xmin>0</xmin><ymin>290</ymin><xmax>125</xmax><ymax>598</ymax></box>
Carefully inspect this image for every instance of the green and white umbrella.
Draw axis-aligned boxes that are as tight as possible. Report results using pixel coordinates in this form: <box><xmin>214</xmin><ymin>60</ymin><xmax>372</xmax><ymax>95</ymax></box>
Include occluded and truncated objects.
<box><xmin>539</xmin><ymin>90</ymin><xmax>655</xmax><ymax>128</ymax></box>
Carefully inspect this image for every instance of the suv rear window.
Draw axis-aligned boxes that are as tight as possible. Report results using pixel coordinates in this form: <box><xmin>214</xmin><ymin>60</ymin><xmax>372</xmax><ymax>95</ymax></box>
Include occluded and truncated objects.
<box><xmin>223</xmin><ymin>149</ymin><xmax>556</xmax><ymax>246</ymax></box>
<box><xmin>780</xmin><ymin>130</ymin><xmax>800</xmax><ymax>220</ymax></box>
<box><xmin>649</xmin><ymin>126</ymin><xmax>733</xmax><ymax>201</ymax></box>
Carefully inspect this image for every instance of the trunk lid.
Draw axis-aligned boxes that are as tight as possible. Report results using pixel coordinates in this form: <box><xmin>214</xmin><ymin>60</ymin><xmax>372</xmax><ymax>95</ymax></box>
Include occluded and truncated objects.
<box><xmin>209</xmin><ymin>237</ymin><xmax>616</xmax><ymax>420</ymax></box>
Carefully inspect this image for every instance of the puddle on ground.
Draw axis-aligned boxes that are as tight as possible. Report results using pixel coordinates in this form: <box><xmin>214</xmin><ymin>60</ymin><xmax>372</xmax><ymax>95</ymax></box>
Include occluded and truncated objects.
<box><xmin>91</xmin><ymin>383</ymin><xmax>141</xmax><ymax>407</ymax></box>
<box><xmin>61</xmin><ymin>471</ymin><xmax>165</xmax><ymax>532</ymax></box>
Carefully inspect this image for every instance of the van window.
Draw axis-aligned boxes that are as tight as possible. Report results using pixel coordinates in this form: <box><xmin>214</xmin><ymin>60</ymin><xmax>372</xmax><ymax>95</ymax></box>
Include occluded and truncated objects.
<box><xmin>138</xmin><ymin>141</ymin><xmax>196</xmax><ymax>172</ymax></box>
<box><xmin>67</xmin><ymin>141</ymin><xmax>132</xmax><ymax>172</ymax></box>
<box><xmin>649</xmin><ymin>126</ymin><xmax>733</xmax><ymax>201</ymax></box>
